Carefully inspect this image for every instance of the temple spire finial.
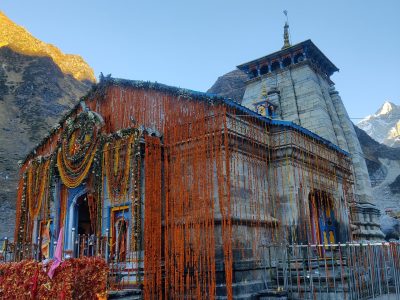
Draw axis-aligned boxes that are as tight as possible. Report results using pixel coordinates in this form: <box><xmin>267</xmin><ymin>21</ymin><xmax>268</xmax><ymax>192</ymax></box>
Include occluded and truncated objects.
<box><xmin>282</xmin><ymin>10</ymin><xmax>291</xmax><ymax>49</ymax></box>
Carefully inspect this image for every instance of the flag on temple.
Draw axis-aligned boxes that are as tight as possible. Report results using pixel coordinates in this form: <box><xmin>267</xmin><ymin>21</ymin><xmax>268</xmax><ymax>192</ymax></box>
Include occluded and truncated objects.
<box><xmin>48</xmin><ymin>227</ymin><xmax>64</xmax><ymax>279</ymax></box>
<box><xmin>41</xmin><ymin>221</ymin><xmax>51</xmax><ymax>259</ymax></box>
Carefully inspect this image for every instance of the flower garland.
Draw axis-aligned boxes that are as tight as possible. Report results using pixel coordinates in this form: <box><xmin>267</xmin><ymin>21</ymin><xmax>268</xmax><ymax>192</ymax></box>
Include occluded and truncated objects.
<box><xmin>0</xmin><ymin>258</ymin><xmax>108</xmax><ymax>299</ymax></box>
<box><xmin>26</xmin><ymin>157</ymin><xmax>51</xmax><ymax>219</ymax></box>
<box><xmin>131</xmin><ymin>137</ymin><xmax>142</xmax><ymax>253</ymax></box>
<box><xmin>57</xmin><ymin>111</ymin><xmax>101</xmax><ymax>188</ymax></box>
<box><xmin>131</xmin><ymin>143</ymin><xmax>142</xmax><ymax>251</ymax></box>
<box><xmin>103</xmin><ymin>128</ymin><xmax>142</xmax><ymax>253</ymax></box>
<box><xmin>103</xmin><ymin>132</ymin><xmax>135</xmax><ymax>203</ymax></box>
<box><xmin>14</xmin><ymin>174</ymin><xmax>27</xmax><ymax>244</ymax></box>
<box><xmin>59</xmin><ymin>185</ymin><xmax>68</xmax><ymax>229</ymax></box>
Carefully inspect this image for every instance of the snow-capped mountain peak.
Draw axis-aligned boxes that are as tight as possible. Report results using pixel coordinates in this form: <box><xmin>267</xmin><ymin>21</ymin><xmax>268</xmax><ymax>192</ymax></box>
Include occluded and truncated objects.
<box><xmin>376</xmin><ymin>101</ymin><xmax>396</xmax><ymax>116</ymax></box>
<box><xmin>358</xmin><ymin>101</ymin><xmax>400</xmax><ymax>147</ymax></box>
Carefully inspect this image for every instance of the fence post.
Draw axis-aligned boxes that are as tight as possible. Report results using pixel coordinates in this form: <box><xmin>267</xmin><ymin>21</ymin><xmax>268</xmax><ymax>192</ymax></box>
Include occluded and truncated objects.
<box><xmin>105</xmin><ymin>228</ymin><xmax>110</xmax><ymax>263</ymax></box>
<box><xmin>71</xmin><ymin>228</ymin><xmax>76</xmax><ymax>258</ymax></box>
<box><xmin>3</xmin><ymin>237</ymin><xmax>8</xmax><ymax>262</ymax></box>
<box><xmin>286</xmin><ymin>244</ymin><xmax>290</xmax><ymax>293</ymax></box>
<box><xmin>36</xmin><ymin>236</ymin><xmax>41</xmax><ymax>261</ymax></box>
<box><xmin>53</xmin><ymin>241</ymin><xmax>57</xmax><ymax>258</ymax></box>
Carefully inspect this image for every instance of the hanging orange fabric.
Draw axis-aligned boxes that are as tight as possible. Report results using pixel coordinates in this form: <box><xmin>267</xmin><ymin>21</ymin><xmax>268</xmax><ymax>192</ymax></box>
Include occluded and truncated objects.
<box><xmin>87</xmin><ymin>194</ymin><xmax>97</xmax><ymax>233</ymax></box>
<box><xmin>143</xmin><ymin>136</ymin><xmax>162</xmax><ymax>299</ymax></box>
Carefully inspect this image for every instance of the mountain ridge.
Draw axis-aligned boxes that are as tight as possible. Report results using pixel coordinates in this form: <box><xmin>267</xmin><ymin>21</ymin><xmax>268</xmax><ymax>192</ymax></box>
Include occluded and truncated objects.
<box><xmin>0</xmin><ymin>12</ymin><xmax>94</xmax><ymax>238</ymax></box>
<box><xmin>358</xmin><ymin>101</ymin><xmax>400</xmax><ymax>147</ymax></box>
<box><xmin>0</xmin><ymin>11</ymin><xmax>96</xmax><ymax>82</ymax></box>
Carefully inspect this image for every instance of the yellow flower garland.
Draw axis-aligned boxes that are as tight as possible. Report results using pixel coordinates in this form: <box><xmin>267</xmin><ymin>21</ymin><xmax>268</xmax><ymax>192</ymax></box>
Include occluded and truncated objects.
<box><xmin>57</xmin><ymin>146</ymin><xmax>98</xmax><ymax>188</ymax></box>
<box><xmin>27</xmin><ymin>159</ymin><xmax>51</xmax><ymax>219</ymax></box>
<box><xmin>57</xmin><ymin>112</ymin><xmax>100</xmax><ymax>188</ymax></box>
<box><xmin>103</xmin><ymin>134</ymin><xmax>135</xmax><ymax>203</ymax></box>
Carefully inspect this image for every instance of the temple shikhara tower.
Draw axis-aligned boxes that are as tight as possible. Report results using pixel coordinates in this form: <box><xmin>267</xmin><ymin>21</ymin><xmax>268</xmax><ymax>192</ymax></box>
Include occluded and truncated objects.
<box><xmin>11</xmin><ymin>22</ymin><xmax>394</xmax><ymax>300</ymax></box>
<box><xmin>237</xmin><ymin>23</ymin><xmax>384</xmax><ymax>240</ymax></box>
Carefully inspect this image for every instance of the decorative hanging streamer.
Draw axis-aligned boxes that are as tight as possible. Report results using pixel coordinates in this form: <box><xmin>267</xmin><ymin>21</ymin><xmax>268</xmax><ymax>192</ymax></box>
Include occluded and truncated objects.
<box><xmin>87</xmin><ymin>193</ymin><xmax>97</xmax><ymax>233</ymax></box>
<box><xmin>91</xmin><ymin>84</ymin><xmax>353</xmax><ymax>299</ymax></box>
<box><xmin>59</xmin><ymin>185</ymin><xmax>68</xmax><ymax>229</ymax></box>
<box><xmin>57</xmin><ymin>111</ymin><xmax>100</xmax><ymax>188</ymax></box>
<box><xmin>103</xmin><ymin>134</ymin><xmax>135</xmax><ymax>203</ymax></box>
<box><xmin>27</xmin><ymin>158</ymin><xmax>51</xmax><ymax>219</ymax></box>
<box><xmin>218</xmin><ymin>112</ymin><xmax>233</xmax><ymax>299</ymax></box>
<box><xmin>130</xmin><ymin>131</ymin><xmax>142</xmax><ymax>253</ymax></box>
<box><xmin>14</xmin><ymin>174</ymin><xmax>26</xmax><ymax>243</ymax></box>
<box><xmin>14</xmin><ymin>80</ymin><xmax>356</xmax><ymax>298</ymax></box>
<box><xmin>162</xmin><ymin>103</ymin><xmax>224</xmax><ymax>299</ymax></box>
<box><xmin>143</xmin><ymin>136</ymin><xmax>162</xmax><ymax>299</ymax></box>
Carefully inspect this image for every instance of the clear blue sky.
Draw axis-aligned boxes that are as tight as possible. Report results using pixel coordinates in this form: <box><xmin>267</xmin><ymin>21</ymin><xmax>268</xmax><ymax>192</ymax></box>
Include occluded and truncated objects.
<box><xmin>2</xmin><ymin>0</ymin><xmax>399</xmax><ymax>120</ymax></box>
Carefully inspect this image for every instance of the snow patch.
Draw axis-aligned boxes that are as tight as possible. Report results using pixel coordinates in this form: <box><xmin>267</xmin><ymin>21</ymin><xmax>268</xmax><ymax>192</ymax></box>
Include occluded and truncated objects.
<box><xmin>358</xmin><ymin>115</ymin><xmax>373</xmax><ymax>124</ymax></box>
<box><xmin>376</xmin><ymin>101</ymin><xmax>395</xmax><ymax>116</ymax></box>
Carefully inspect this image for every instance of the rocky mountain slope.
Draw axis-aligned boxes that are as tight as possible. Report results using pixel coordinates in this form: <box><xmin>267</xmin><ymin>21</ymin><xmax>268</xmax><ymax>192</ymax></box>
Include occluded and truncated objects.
<box><xmin>207</xmin><ymin>69</ymin><xmax>247</xmax><ymax>101</ymax></box>
<box><xmin>0</xmin><ymin>12</ymin><xmax>95</xmax><ymax>82</ymax></box>
<box><xmin>354</xmin><ymin>126</ymin><xmax>400</xmax><ymax>239</ymax></box>
<box><xmin>0</xmin><ymin>13</ymin><xmax>94</xmax><ymax>239</ymax></box>
<box><xmin>209</xmin><ymin>70</ymin><xmax>400</xmax><ymax>239</ymax></box>
<box><xmin>358</xmin><ymin>101</ymin><xmax>400</xmax><ymax>147</ymax></box>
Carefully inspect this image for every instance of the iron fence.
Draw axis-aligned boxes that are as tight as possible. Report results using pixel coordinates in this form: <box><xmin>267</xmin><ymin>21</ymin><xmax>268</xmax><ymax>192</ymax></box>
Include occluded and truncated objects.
<box><xmin>261</xmin><ymin>242</ymin><xmax>400</xmax><ymax>299</ymax></box>
<box><xmin>0</xmin><ymin>233</ymin><xmax>143</xmax><ymax>291</ymax></box>
<box><xmin>2</xmin><ymin>238</ymin><xmax>400</xmax><ymax>299</ymax></box>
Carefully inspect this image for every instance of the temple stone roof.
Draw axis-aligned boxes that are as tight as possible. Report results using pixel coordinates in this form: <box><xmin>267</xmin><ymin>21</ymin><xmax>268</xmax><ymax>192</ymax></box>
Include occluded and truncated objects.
<box><xmin>22</xmin><ymin>77</ymin><xmax>349</xmax><ymax>164</ymax></box>
<box><xmin>237</xmin><ymin>39</ymin><xmax>339</xmax><ymax>77</ymax></box>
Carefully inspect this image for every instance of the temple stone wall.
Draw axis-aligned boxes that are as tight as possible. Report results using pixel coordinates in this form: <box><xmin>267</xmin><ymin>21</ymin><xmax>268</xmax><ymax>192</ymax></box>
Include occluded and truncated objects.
<box><xmin>243</xmin><ymin>63</ymin><xmax>341</xmax><ymax>145</ymax></box>
<box><xmin>241</xmin><ymin>62</ymin><xmax>384</xmax><ymax>240</ymax></box>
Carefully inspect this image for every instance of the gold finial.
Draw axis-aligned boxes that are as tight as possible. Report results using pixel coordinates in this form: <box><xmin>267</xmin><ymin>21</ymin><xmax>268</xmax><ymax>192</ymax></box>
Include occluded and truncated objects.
<box><xmin>282</xmin><ymin>10</ymin><xmax>291</xmax><ymax>49</ymax></box>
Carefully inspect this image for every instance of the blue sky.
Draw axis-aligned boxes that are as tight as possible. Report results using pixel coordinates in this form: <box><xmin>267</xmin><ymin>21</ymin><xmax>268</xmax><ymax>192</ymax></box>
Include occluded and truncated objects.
<box><xmin>2</xmin><ymin>0</ymin><xmax>399</xmax><ymax>119</ymax></box>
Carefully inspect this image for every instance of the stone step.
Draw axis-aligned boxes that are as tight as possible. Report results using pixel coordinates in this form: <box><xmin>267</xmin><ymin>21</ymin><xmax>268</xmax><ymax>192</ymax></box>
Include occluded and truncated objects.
<box><xmin>256</xmin><ymin>289</ymin><xmax>288</xmax><ymax>300</ymax></box>
<box><xmin>216</xmin><ymin>280</ymin><xmax>266</xmax><ymax>297</ymax></box>
<box><xmin>275</xmin><ymin>271</ymin><xmax>349</xmax><ymax>282</ymax></box>
<box><xmin>276</xmin><ymin>259</ymin><xmax>348</xmax><ymax>270</ymax></box>
<box><xmin>216</xmin><ymin>293</ymin><xmax>257</xmax><ymax>300</ymax></box>
<box><xmin>108</xmin><ymin>289</ymin><xmax>142</xmax><ymax>299</ymax></box>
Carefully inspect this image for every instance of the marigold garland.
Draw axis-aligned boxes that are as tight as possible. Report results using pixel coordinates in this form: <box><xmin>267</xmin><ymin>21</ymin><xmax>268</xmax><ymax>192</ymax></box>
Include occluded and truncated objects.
<box><xmin>131</xmin><ymin>134</ymin><xmax>142</xmax><ymax>253</ymax></box>
<box><xmin>0</xmin><ymin>258</ymin><xmax>108</xmax><ymax>299</ymax></box>
<box><xmin>14</xmin><ymin>174</ymin><xmax>26</xmax><ymax>243</ymax></box>
<box><xmin>27</xmin><ymin>158</ymin><xmax>51</xmax><ymax>219</ymax></box>
<box><xmin>103</xmin><ymin>134</ymin><xmax>135</xmax><ymax>203</ymax></box>
<box><xmin>57</xmin><ymin>112</ymin><xmax>101</xmax><ymax>188</ymax></box>
<box><xmin>59</xmin><ymin>185</ymin><xmax>68</xmax><ymax>228</ymax></box>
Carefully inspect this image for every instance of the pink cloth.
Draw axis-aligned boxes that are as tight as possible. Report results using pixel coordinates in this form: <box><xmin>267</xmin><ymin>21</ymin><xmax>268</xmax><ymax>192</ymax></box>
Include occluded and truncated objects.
<box><xmin>48</xmin><ymin>227</ymin><xmax>64</xmax><ymax>279</ymax></box>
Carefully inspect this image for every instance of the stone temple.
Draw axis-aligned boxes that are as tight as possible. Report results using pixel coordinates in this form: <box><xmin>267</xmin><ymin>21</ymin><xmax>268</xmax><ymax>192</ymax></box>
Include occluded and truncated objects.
<box><xmin>11</xmin><ymin>24</ymin><xmax>390</xmax><ymax>299</ymax></box>
<box><xmin>237</xmin><ymin>24</ymin><xmax>384</xmax><ymax>241</ymax></box>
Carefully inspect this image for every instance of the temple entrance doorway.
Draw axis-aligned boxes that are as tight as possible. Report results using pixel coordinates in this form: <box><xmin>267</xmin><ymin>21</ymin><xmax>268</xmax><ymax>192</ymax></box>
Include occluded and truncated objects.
<box><xmin>309</xmin><ymin>190</ymin><xmax>337</xmax><ymax>246</ymax></box>
<box><xmin>111</xmin><ymin>206</ymin><xmax>129</xmax><ymax>262</ymax></box>
<box><xmin>73</xmin><ymin>193</ymin><xmax>95</xmax><ymax>257</ymax></box>
<box><xmin>115</xmin><ymin>219</ymin><xmax>128</xmax><ymax>262</ymax></box>
<box><xmin>77</xmin><ymin>193</ymin><xmax>93</xmax><ymax>236</ymax></box>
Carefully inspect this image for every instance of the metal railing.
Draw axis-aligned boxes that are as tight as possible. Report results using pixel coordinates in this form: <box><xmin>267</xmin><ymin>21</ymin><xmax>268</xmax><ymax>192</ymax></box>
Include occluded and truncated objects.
<box><xmin>2</xmin><ymin>237</ymin><xmax>400</xmax><ymax>298</ymax></box>
<box><xmin>261</xmin><ymin>242</ymin><xmax>400</xmax><ymax>299</ymax></box>
<box><xmin>0</xmin><ymin>232</ymin><xmax>143</xmax><ymax>292</ymax></box>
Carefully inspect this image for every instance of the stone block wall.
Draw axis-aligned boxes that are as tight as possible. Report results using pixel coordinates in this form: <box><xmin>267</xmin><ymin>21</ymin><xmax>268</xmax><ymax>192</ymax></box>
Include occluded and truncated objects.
<box><xmin>241</xmin><ymin>61</ymin><xmax>384</xmax><ymax>240</ymax></box>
